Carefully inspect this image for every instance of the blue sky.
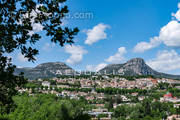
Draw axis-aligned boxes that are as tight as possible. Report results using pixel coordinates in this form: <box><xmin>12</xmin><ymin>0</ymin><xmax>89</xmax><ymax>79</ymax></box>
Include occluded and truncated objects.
<box><xmin>10</xmin><ymin>0</ymin><xmax>180</xmax><ymax>75</ymax></box>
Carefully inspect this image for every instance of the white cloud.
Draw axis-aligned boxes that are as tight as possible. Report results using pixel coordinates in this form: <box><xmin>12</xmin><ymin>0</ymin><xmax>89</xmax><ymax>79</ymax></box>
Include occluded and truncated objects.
<box><xmin>28</xmin><ymin>23</ymin><xmax>44</xmax><ymax>35</ymax></box>
<box><xmin>134</xmin><ymin>3</ymin><xmax>180</xmax><ymax>53</ymax></box>
<box><xmin>172</xmin><ymin>3</ymin><xmax>180</xmax><ymax>21</ymax></box>
<box><xmin>158</xmin><ymin>20</ymin><xmax>180</xmax><ymax>47</ymax></box>
<box><xmin>86</xmin><ymin>47</ymin><xmax>126</xmax><ymax>71</ymax></box>
<box><xmin>147</xmin><ymin>50</ymin><xmax>180</xmax><ymax>72</ymax></box>
<box><xmin>106</xmin><ymin>47</ymin><xmax>127</xmax><ymax>63</ymax></box>
<box><xmin>86</xmin><ymin>63</ymin><xmax>107</xmax><ymax>72</ymax></box>
<box><xmin>133</xmin><ymin>37</ymin><xmax>161</xmax><ymax>53</ymax></box>
<box><xmin>65</xmin><ymin>45</ymin><xmax>87</xmax><ymax>65</ymax></box>
<box><xmin>42</xmin><ymin>43</ymin><xmax>55</xmax><ymax>52</ymax></box>
<box><xmin>134</xmin><ymin>21</ymin><xmax>180</xmax><ymax>53</ymax></box>
<box><xmin>84</xmin><ymin>23</ymin><xmax>110</xmax><ymax>45</ymax></box>
<box><xmin>178</xmin><ymin>3</ymin><xmax>180</xmax><ymax>9</ymax></box>
<box><xmin>17</xmin><ymin>53</ymin><xmax>28</xmax><ymax>62</ymax></box>
<box><xmin>18</xmin><ymin>4</ymin><xmax>44</xmax><ymax>35</ymax></box>
<box><xmin>28</xmin><ymin>5</ymin><xmax>44</xmax><ymax>35</ymax></box>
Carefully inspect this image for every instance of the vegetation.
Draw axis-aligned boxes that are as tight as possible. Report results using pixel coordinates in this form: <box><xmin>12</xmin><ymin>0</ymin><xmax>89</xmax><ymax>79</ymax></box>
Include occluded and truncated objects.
<box><xmin>1</xmin><ymin>94</ymin><xmax>91</xmax><ymax>120</ymax></box>
<box><xmin>1</xmin><ymin>77</ymin><xmax>180</xmax><ymax>120</ymax></box>
<box><xmin>0</xmin><ymin>0</ymin><xmax>78</xmax><ymax>115</ymax></box>
<box><xmin>1</xmin><ymin>1</ymin><xmax>180</xmax><ymax>120</ymax></box>
<box><xmin>112</xmin><ymin>98</ymin><xmax>179</xmax><ymax>120</ymax></box>
<box><xmin>0</xmin><ymin>92</ymin><xmax>179</xmax><ymax>120</ymax></box>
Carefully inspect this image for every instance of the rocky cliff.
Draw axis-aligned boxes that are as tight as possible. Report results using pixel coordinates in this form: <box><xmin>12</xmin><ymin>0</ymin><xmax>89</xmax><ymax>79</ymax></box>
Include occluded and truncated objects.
<box><xmin>15</xmin><ymin>62</ymin><xmax>75</xmax><ymax>79</ymax></box>
<box><xmin>99</xmin><ymin>58</ymin><xmax>180</xmax><ymax>79</ymax></box>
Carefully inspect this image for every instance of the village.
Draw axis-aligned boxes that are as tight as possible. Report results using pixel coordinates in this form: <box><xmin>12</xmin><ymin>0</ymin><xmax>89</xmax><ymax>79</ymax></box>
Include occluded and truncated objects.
<box><xmin>17</xmin><ymin>75</ymin><xmax>180</xmax><ymax>120</ymax></box>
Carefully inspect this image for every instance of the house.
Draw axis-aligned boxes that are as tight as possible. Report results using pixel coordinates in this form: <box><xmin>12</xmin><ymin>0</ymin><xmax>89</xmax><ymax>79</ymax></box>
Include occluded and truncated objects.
<box><xmin>138</xmin><ymin>96</ymin><xmax>145</xmax><ymax>101</ymax></box>
<box><xmin>167</xmin><ymin>115</ymin><xmax>180</xmax><ymax>120</ymax></box>
<box><xmin>160</xmin><ymin>92</ymin><xmax>180</xmax><ymax>103</ymax></box>
<box><xmin>121</xmin><ymin>95</ymin><xmax>131</xmax><ymax>102</ymax></box>
<box><xmin>88</xmin><ymin>108</ymin><xmax>112</xmax><ymax>119</ymax></box>
<box><xmin>92</xmin><ymin>109</ymin><xmax>108</xmax><ymax>113</ymax></box>
<box><xmin>86</xmin><ymin>96</ymin><xmax>95</xmax><ymax>101</ymax></box>
<box><xmin>100</xmin><ymin>118</ymin><xmax>111</xmax><ymax>120</ymax></box>
<box><xmin>164</xmin><ymin>92</ymin><xmax>173</xmax><ymax>98</ymax></box>
<box><xmin>42</xmin><ymin>81</ymin><xmax>50</xmax><ymax>88</ymax></box>
<box><xmin>57</xmin><ymin>85</ymin><xmax>70</xmax><ymax>88</ymax></box>
<box><xmin>18</xmin><ymin>89</ymin><xmax>27</xmax><ymax>93</ymax></box>
<box><xmin>174</xmin><ymin>104</ymin><xmax>180</xmax><ymax>108</ymax></box>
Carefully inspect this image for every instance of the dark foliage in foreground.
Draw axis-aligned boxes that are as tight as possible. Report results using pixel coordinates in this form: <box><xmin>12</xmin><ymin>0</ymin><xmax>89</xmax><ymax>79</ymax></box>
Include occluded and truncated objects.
<box><xmin>0</xmin><ymin>0</ymin><xmax>78</xmax><ymax>114</ymax></box>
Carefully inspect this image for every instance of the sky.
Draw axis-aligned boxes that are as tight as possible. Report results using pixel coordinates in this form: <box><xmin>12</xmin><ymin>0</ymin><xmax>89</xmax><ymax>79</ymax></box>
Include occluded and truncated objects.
<box><xmin>9</xmin><ymin>0</ymin><xmax>180</xmax><ymax>75</ymax></box>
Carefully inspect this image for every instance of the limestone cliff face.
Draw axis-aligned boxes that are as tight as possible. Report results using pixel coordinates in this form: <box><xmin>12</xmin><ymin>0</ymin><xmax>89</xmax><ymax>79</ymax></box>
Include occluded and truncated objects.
<box><xmin>99</xmin><ymin>58</ymin><xmax>180</xmax><ymax>79</ymax></box>
<box><xmin>15</xmin><ymin>62</ymin><xmax>75</xmax><ymax>79</ymax></box>
<box><xmin>121</xmin><ymin>58</ymin><xmax>156</xmax><ymax>75</ymax></box>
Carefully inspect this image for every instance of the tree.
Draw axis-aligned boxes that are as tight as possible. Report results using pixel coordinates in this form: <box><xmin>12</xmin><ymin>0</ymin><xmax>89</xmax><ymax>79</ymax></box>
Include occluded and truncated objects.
<box><xmin>142</xmin><ymin>98</ymin><xmax>152</xmax><ymax>116</ymax></box>
<box><xmin>45</xmin><ymin>86</ymin><xmax>48</xmax><ymax>91</ymax></box>
<box><xmin>9</xmin><ymin>94</ymin><xmax>91</xmax><ymax>120</ymax></box>
<box><xmin>0</xmin><ymin>56</ymin><xmax>26</xmax><ymax>114</ymax></box>
<box><xmin>115</xmin><ymin>95</ymin><xmax>122</xmax><ymax>104</ymax></box>
<box><xmin>0</xmin><ymin>0</ymin><xmax>79</xmax><ymax>114</ymax></box>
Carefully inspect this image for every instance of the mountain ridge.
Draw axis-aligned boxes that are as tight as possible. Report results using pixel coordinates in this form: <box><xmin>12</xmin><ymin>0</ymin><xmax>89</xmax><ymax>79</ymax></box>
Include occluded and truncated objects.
<box><xmin>15</xmin><ymin>58</ymin><xmax>180</xmax><ymax>80</ymax></box>
<box><xmin>99</xmin><ymin>58</ymin><xmax>180</xmax><ymax>79</ymax></box>
<box><xmin>15</xmin><ymin>62</ymin><xmax>75</xmax><ymax>80</ymax></box>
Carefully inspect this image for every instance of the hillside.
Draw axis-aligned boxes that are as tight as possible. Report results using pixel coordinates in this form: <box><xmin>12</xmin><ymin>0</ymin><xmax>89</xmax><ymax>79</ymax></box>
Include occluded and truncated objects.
<box><xmin>14</xmin><ymin>62</ymin><xmax>75</xmax><ymax>79</ymax></box>
<box><xmin>99</xmin><ymin>58</ymin><xmax>180</xmax><ymax>79</ymax></box>
<box><xmin>15</xmin><ymin>58</ymin><xmax>180</xmax><ymax>80</ymax></box>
